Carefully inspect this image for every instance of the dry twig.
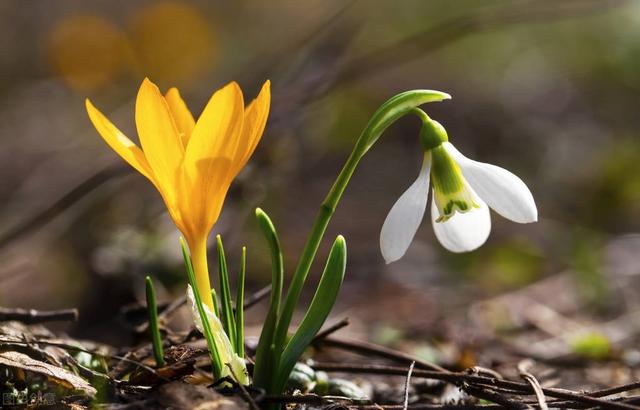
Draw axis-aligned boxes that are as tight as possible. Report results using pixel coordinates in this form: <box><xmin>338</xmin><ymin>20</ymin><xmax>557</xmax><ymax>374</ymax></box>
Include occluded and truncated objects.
<box><xmin>403</xmin><ymin>361</ymin><xmax>416</xmax><ymax>410</ymax></box>
<box><xmin>311</xmin><ymin>362</ymin><xmax>640</xmax><ymax>410</ymax></box>
<box><xmin>317</xmin><ymin>336</ymin><xmax>447</xmax><ymax>372</ymax></box>
<box><xmin>0</xmin><ymin>307</ymin><xmax>78</xmax><ymax>324</ymax></box>
<box><xmin>517</xmin><ymin>360</ymin><xmax>548</xmax><ymax>410</ymax></box>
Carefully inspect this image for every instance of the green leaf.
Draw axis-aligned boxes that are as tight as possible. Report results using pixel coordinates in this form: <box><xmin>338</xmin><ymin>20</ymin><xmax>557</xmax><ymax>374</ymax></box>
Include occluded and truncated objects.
<box><xmin>274</xmin><ymin>235</ymin><xmax>346</xmax><ymax>393</ymax></box>
<box><xmin>216</xmin><ymin>235</ymin><xmax>237</xmax><ymax>348</ymax></box>
<box><xmin>234</xmin><ymin>247</ymin><xmax>246</xmax><ymax>358</ymax></box>
<box><xmin>252</xmin><ymin>208</ymin><xmax>284</xmax><ymax>391</ymax></box>
<box><xmin>180</xmin><ymin>237</ymin><xmax>223</xmax><ymax>379</ymax></box>
<box><xmin>145</xmin><ymin>276</ymin><xmax>165</xmax><ymax>368</ymax></box>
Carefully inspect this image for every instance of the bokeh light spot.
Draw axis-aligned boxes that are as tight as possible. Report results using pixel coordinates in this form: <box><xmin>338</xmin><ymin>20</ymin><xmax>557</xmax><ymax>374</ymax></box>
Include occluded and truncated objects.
<box><xmin>129</xmin><ymin>2</ymin><xmax>216</xmax><ymax>86</ymax></box>
<box><xmin>48</xmin><ymin>14</ymin><xmax>128</xmax><ymax>91</ymax></box>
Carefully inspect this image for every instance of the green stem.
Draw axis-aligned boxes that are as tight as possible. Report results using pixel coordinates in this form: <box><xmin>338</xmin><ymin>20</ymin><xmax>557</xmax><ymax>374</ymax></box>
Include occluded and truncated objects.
<box><xmin>271</xmin><ymin>90</ymin><xmax>450</xmax><ymax>374</ymax></box>
<box><xmin>189</xmin><ymin>237</ymin><xmax>215</xmax><ymax>310</ymax></box>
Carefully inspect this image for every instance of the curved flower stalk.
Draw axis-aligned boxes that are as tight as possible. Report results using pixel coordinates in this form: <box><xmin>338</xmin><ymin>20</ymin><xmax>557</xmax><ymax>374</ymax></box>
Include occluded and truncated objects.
<box><xmin>380</xmin><ymin>110</ymin><xmax>537</xmax><ymax>262</ymax></box>
<box><xmin>86</xmin><ymin>77</ymin><xmax>270</xmax><ymax>384</ymax></box>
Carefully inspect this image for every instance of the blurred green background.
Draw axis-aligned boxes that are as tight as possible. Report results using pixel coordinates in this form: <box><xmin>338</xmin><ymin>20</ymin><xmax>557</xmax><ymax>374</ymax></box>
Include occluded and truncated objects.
<box><xmin>1</xmin><ymin>0</ymin><xmax>639</xmax><ymax>345</ymax></box>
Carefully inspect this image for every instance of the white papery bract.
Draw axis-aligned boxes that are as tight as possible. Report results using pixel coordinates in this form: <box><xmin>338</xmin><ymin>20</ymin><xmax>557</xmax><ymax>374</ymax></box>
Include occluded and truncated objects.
<box><xmin>380</xmin><ymin>141</ymin><xmax>537</xmax><ymax>262</ymax></box>
<box><xmin>186</xmin><ymin>285</ymin><xmax>248</xmax><ymax>383</ymax></box>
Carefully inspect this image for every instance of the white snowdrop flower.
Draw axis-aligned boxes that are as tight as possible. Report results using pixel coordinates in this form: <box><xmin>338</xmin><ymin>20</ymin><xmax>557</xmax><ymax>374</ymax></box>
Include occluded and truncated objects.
<box><xmin>380</xmin><ymin>113</ymin><xmax>537</xmax><ymax>263</ymax></box>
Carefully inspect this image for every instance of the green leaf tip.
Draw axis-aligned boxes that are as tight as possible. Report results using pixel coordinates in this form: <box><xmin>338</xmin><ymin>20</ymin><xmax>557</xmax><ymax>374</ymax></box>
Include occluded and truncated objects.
<box><xmin>255</xmin><ymin>207</ymin><xmax>275</xmax><ymax>229</ymax></box>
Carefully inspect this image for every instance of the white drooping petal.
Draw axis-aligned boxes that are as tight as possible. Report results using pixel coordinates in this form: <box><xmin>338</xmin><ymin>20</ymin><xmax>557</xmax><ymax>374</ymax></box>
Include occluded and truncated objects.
<box><xmin>431</xmin><ymin>194</ymin><xmax>491</xmax><ymax>252</ymax></box>
<box><xmin>186</xmin><ymin>286</ymin><xmax>249</xmax><ymax>384</ymax></box>
<box><xmin>443</xmin><ymin>142</ymin><xmax>537</xmax><ymax>223</ymax></box>
<box><xmin>380</xmin><ymin>154</ymin><xmax>431</xmax><ymax>264</ymax></box>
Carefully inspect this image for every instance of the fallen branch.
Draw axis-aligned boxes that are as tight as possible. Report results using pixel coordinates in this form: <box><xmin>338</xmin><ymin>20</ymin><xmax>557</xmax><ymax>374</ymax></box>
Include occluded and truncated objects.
<box><xmin>0</xmin><ymin>165</ymin><xmax>129</xmax><ymax>251</ymax></box>
<box><xmin>311</xmin><ymin>362</ymin><xmax>640</xmax><ymax>410</ymax></box>
<box><xmin>0</xmin><ymin>307</ymin><xmax>78</xmax><ymax>324</ymax></box>
<box><xmin>316</xmin><ymin>336</ymin><xmax>448</xmax><ymax>372</ymax></box>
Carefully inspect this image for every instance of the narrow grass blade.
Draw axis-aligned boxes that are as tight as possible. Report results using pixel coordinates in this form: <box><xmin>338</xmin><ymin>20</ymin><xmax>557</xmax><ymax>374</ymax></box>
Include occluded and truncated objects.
<box><xmin>180</xmin><ymin>237</ymin><xmax>223</xmax><ymax>379</ymax></box>
<box><xmin>216</xmin><ymin>235</ymin><xmax>237</xmax><ymax>346</ymax></box>
<box><xmin>234</xmin><ymin>246</ymin><xmax>246</xmax><ymax>358</ymax></box>
<box><xmin>145</xmin><ymin>276</ymin><xmax>165</xmax><ymax>368</ymax></box>
<box><xmin>211</xmin><ymin>288</ymin><xmax>220</xmax><ymax>319</ymax></box>
<box><xmin>252</xmin><ymin>208</ymin><xmax>284</xmax><ymax>391</ymax></box>
<box><xmin>274</xmin><ymin>235</ymin><xmax>346</xmax><ymax>393</ymax></box>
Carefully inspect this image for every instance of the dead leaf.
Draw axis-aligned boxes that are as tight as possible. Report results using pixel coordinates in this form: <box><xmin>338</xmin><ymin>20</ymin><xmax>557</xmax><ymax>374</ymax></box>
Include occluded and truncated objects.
<box><xmin>0</xmin><ymin>350</ymin><xmax>97</xmax><ymax>396</ymax></box>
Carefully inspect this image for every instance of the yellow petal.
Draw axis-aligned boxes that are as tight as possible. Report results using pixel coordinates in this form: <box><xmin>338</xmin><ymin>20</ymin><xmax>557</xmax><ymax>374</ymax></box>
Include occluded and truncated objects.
<box><xmin>182</xmin><ymin>81</ymin><xmax>244</xmax><ymax>234</ymax></box>
<box><xmin>178</xmin><ymin>158</ymin><xmax>232</xmax><ymax>243</ymax></box>
<box><xmin>85</xmin><ymin>98</ymin><xmax>155</xmax><ymax>181</ymax></box>
<box><xmin>135</xmin><ymin>78</ymin><xmax>185</xmax><ymax>203</ymax></box>
<box><xmin>234</xmin><ymin>80</ymin><xmax>270</xmax><ymax>176</ymax></box>
<box><xmin>165</xmin><ymin>87</ymin><xmax>195</xmax><ymax>146</ymax></box>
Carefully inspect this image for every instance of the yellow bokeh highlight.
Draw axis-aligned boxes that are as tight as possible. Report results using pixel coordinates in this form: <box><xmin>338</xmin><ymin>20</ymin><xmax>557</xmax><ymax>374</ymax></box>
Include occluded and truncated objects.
<box><xmin>129</xmin><ymin>2</ymin><xmax>216</xmax><ymax>85</ymax></box>
<box><xmin>48</xmin><ymin>14</ymin><xmax>128</xmax><ymax>92</ymax></box>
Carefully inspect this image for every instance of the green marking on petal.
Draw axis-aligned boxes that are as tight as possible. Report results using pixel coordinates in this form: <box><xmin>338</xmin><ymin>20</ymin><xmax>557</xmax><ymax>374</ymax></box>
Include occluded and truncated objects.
<box><xmin>430</xmin><ymin>145</ymin><xmax>479</xmax><ymax>222</ymax></box>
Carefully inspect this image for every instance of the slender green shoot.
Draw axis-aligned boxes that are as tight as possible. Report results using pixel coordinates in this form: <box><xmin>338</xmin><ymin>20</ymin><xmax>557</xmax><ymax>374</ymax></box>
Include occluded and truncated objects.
<box><xmin>252</xmin><ymin>208</ymin><xmax>284</xmax><ymax>390</ymax></box>
<box><xmin>216</xmin><ymin>235</ymin><xmax>237</xmax><ymax>346</ymax></box>
<box><xmin>234</xmin><ymin>246</ymin><xmax>247</xmax><ymax>358</ymax></box>
<box><xmin>211</xmin><ymin>288</ymin><xmax>220</xmax><ymax>318</ymax></box>
<box><xmin>180</xmin><ymin>237</ymin><xmax>223</xmax><ymax>379</ymax></box>
<box><xmin>145</xmin><ymin>276</ymin><xmax>165</xmax><ymax>368</ymax></box>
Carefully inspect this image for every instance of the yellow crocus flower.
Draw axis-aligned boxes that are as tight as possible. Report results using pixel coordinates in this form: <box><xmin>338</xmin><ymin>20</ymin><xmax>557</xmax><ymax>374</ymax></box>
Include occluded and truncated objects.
<box><xmin>86</xmin><ymin>78</ymin><xmax>270</xmax><ymax>311</ymax></box>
